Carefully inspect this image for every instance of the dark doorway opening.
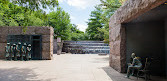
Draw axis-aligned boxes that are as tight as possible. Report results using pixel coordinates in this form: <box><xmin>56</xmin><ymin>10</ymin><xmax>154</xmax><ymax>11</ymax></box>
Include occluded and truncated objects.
<box><xmin>32</xmin><ymin>35</ymin><xmax>42</xmax><ymax>60</ymax></box>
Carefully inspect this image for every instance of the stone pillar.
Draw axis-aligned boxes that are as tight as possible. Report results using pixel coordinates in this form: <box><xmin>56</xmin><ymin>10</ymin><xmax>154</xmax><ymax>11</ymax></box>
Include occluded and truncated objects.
<box><xmin>109</xmin><ymin>24</ymin><xmax>126</xmax><ymax>73</ymax></box>
<box><xmin>53</xmin><ymin>39</ymin><xmax>57</xmax><ymax>54</ymax></box>
<box><xmin>57</xmin><ymin>37</ymin><xmax>61</xmax><ymax>55</ymax></box>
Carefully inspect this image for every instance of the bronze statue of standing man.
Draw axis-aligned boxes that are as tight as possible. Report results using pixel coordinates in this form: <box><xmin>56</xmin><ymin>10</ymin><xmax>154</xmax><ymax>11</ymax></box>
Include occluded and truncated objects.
<box><xmin>17</xmin><ymin>42</ymin><xmax>22</xmax><ymax>60</ymax></box>
<box><xmin>21</xmin><ymin>43</ymin><xmax>27</xmax><ymax>61</ymax></box>
<box><xmin>13</xmin><ymin>44</ymin><xmax>17</xmax><ymax>61</ymax></box>
<box><xmin>5</xmin><ymin>43</ymin><xmax>10</xmax><ymax>60</ymax></box>
<box><xmin>26</xmin><ymin>44</ymin><xmax>31</xmax><ymax>60</ymax></box>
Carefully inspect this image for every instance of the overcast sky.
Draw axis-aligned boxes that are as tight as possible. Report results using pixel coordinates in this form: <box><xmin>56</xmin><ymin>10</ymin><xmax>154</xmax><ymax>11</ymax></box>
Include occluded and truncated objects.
<box><xmin>57</xmin><ymin>0</ymin><xmax>101</xmax><ymax>32</ymax></box>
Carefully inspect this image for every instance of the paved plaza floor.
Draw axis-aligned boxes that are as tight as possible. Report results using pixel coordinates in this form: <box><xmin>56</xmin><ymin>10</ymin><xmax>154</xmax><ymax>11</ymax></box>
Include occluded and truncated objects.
<box><xmin>0</xmin><ymin>54</ymin><xmax>166</xmax><ymax>81</ymax></box>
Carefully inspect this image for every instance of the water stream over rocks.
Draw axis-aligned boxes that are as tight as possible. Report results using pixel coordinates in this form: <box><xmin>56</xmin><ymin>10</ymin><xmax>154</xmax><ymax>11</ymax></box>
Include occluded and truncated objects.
<box><xmin>62</xmin><ymin>41</ymin><xmax>110</xmax><ymax>54</ymax></box>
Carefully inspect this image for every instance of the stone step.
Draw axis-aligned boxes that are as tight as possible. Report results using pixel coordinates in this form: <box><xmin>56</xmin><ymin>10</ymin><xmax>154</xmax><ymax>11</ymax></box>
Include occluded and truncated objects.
<box><xmin>62</xmin><ymin>41</ymin><xmax>110</xmax><ymax>54</ymax></box>
<box><xmin>67</xmin><ymin>49</ymin><xmax>110</xmax><ymax>54</ymax></box>
<box><xmin>63</xmin><ymin>46</ymin><xmax>110</xmax><ymax>49</ymax></box>
<box><xmin>63</xmin><ymin>43</ymin><xmax>109</xmax><ymax>46</ymax></box>
<box><xmin>64</xmin><ymin>41</ymin><xmax>105</xmax><ymax>43</ymax></box>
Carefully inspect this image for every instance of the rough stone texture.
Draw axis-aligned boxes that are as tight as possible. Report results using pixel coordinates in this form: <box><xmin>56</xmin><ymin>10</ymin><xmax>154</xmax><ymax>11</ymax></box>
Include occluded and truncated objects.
<box><xmin>0</xmin><ymin>27</ymin><xmax>9</xmax><ymax>35</ymax></box>
<box><xmin>0</xmin><ymin>43</ymin><xmax>6</xmax><ymax>59</ymax></box>
<box><xmin>0</xmin><ymin>26</ymin><xmax>54</xmax><ymax>60</ymax></box>
<box><xmin>0</xmin><ymin>35</ymin><xmax>7</xmax><ymax>43</ymax></box>
<box><xmin>23</xmin><ymin>26</ymin><xmax>36</xmax><ymax>34</ymax></box>
<box><xmin>53</xmin><ymin>39</ymin><xmax>57</xmax><ymax>54</ymax></box>
<box><xmin>8</xmin><ymin>26</ymin><xmax>22</xmax><ymax>35</ymax></box>
<box><xmin>42</xmin><ymin>43</ymin><xmax>50</xmax><ymax>52</ymax></box>
<box><xmin>42</xmin><ymin>35</ymin><xmax>51</xmax><ymax>43</ymax></box>
<box><xmin>109</xmin><ymin>0</ymin><xmax>167</xmax><ymax>73</ymax></box>
<box><xmin>35</xmin><ymin>26</ymin><xmax>51</xmax><ymax>35</ymax></box>
<box><xmin>42</xmin><ymin>51</ymin><xmax>51</xmax><ymax>60</ymax></box>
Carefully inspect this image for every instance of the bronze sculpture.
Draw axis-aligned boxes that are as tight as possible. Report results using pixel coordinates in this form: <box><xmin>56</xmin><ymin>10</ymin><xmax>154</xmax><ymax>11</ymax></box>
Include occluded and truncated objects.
<box><xmin>16</xmin><ymin>42</ymin><xmax>21</xmax><ymax>58</ymax></box>
<box><xmin>26</xmin><ymin>44</ymin><xmax>31</xmax><ymax>60</ymax></box>
<box><xmin>5</xmin><ymin>43</ymin><xmax>10</xmax><ymax>60</ymax></box>
<box><xmin>13</xmin><ymin>44</ymin><xmax>17</xmax><ymax>61</ymax></box>
<box><xmin>10</xmin><ymin>44</ymin><xmax>13</xmax><ymax>60</ymax></box>
<box><xmin>21</xmin><ymin>43</ymin><xmax>27</xmax><ymax>61</ymax></box>
<box><xmin>125</xmin><ymin>53</ymin><xmax>142</xmax><ymax>78</ymax></box>
<box><xmin>5</xmin><ymin>42</ymin><xmax>32</xmax><ymax>61</ymax></box>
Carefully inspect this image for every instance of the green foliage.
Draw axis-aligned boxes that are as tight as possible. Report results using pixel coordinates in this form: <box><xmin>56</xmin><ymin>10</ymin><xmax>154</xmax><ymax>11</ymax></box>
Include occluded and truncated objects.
<box><xmin>0</xmin><ymin>1</ymin><xmax>84</xmax><ymax>41</ymax></box>
<box><xmin>0</xmin><ymin>20</ymin><xmax>5</xmax><ymax>26</ymax></box>
<box><xmin>86</xmin><ymin>6</ymin><xmax>104</xmax><ymax>41</ymax></box>
<box><xmin>69</xmin><ymin>24</ymin><xmax>86</xmax><ymax>41</ymax></box>
<box><xmin>0</xmin><ymin>1</ymin><xmax>46</xmax><ymax>26</ymax></box>
<box><xmin>85</xmin><ymin>0</ymin><xmax>123</xmax><ymax>42</ymax></box>
<box><xmin>47</xmin><ymin>8</ymin><xmax>71</xmax><ymax>40</ymax></box>
<box><xmin>11</xmin><ymin>0</ymin><xmax>59</xmax><ymax>11</ymax></box>
<box><xmin>9</xmin><ymin>19</ymin><xmax>19</xmax><ymax>26</ymax></box>
<box><xmin>98</xmin><ymin>0</ymin><xmax>122</xmax><ymax>43</ymax></box>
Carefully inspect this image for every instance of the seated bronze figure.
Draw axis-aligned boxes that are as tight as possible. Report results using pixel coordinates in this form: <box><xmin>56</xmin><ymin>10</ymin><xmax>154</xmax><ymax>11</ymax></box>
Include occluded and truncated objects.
<box><xmin>125</xmin><ymin>53</ymin><xmax>142</xmax><ymax>78</ymax></box>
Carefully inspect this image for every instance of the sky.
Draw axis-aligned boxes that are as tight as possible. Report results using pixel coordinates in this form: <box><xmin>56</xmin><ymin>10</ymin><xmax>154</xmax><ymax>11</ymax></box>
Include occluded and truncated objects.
<box><xmin>56</xmin><ymin>0</ymin><xmax>101</xmax><ymax>32</ymax></box>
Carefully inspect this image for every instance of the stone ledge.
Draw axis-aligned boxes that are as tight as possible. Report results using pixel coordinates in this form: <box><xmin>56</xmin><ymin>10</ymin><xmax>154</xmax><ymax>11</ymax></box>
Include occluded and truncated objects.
<box><xmin>8</xmin><ymin>27</ymin><xmax>22</xmax><ymax>35</ymax></box>
<box><xmin>35</xmin><ymin>27</ymin><xmax>51</xmax><ymax>35</ymax></box>
<box><xmin>23</xmin><ymin>27</ymin><xmax>36</xmax><ymax>34</ymax></box>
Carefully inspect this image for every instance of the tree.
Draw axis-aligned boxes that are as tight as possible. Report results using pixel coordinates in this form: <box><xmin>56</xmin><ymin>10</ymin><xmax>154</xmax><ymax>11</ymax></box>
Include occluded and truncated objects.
<box><xmin>85</xmin><ymin>0</ymin><xmax>124</xmax><ymax>42</ymax></box>
<box><xmin>47</xmin><ymin>7</ymin><xmax>72</xmax><ymax>40</ymax></box>
<box><xmin>86</xmin><ymin>6</ymin><xmax>104</xmax><ymax>41</ymax></box>
<box><xmin>99</xmin><ymin>0</ymin><xmax>122</xmax><ymax>29</ymax></box>
<box><xmin>70</xmin><ymin>24</ymin><xmax>85</xmax><ymax>41</ymax></box>
<box><xmin>11</xmin><ymin>0</ymin><xmax>58</xmax><ymax>32</ymax></box>
<box><xmin>0</xmin><ymin>1</ymin><xmax>84</xmax><ymax>41</ymax></box>
<box><xmin>0</xmin><ymin>1</ymin><xmax>47</xmax><ymax>26</ymax></box>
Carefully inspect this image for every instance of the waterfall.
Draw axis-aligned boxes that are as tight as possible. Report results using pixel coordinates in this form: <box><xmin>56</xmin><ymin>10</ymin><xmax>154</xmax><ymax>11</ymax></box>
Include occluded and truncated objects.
<box><xmin>62</xmin><ymin>41</ymin><xmax>110</xmax><ymax>54</ymax></box>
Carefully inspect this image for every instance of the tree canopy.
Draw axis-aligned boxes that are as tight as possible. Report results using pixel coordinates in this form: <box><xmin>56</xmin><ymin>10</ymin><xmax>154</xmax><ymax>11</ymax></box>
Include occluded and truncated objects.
<box><xmin>0</xmin><ymin>0</ymin><xmax>83</xmax><ymax>40</ymax></box>
<box><xmin>0</xmin><ymin>0</ymin><xmax>125</xmax><ymax>41</ymax></box>
<box><xmin>85</xmin><ymin>0</ymin><xmax>124</xmax><ymax>42</ymax></box>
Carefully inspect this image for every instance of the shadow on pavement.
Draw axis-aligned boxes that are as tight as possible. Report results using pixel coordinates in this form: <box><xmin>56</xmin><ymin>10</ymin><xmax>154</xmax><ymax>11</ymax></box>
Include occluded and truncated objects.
<box><xmin>102</xmin><ymin>66</ymin><xmax>167</xmax><ymax>81</ymax></box>
<box><xmin>102</xmin><ymin>66</ymin><xmax>143</xmax><ymax>81</ymax></box>
<box><xmin>0</xmin><ymin>68</ymin><xmax>56</xmax><ymax>81</ymax></box>
<box><xmin>0</xmin><ymin>68</ymin><xmax>38</xmax><ymax>81</ymax></box>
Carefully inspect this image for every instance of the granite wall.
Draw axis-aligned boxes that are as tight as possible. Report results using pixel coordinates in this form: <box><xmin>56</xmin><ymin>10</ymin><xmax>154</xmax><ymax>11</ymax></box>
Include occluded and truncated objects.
<box><xmin>109</xmin><ymin>0</ymin><xmax>167</xmax><ymax>72</ymax></box>
<box><xmin>0</xmin><ymin>26</ymin><xmax>54</xmax><ymax>60</ymax></box>
<box><xmin>53</xmin><ymin>39</ymin><xmax>57</xmax><ymax>54</ymax></box>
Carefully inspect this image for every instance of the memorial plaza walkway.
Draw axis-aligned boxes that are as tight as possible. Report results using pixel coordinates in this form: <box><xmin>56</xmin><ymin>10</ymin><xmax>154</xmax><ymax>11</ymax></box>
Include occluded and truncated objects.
<box><xmin>0</xmin><ymin>54</ymin><xmax>166</xmax><ymax>81</ymax></box>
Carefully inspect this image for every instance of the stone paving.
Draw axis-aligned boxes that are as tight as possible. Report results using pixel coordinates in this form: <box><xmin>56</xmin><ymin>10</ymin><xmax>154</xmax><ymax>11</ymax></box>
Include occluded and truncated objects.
<box><xmin>0</xmin><ymin>54</ymin><xmax>166</xmax><ymax>81</ymax></box>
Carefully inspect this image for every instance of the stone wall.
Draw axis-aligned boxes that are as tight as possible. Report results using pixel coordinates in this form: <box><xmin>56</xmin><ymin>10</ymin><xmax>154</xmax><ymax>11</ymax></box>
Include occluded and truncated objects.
<box><xmin>109</xmin><ymin>0</ymin><xmax>167</xmax><ymax>72</ymax></box>
<box><xmin>53</xmin><ymin>39</ymin><xmax>57</xmax><ymax>54</ymax></box>
<box><xmin>0</xmin><ymin>26</ymin><xmax>54</xmax><ymax>60</ymax></box>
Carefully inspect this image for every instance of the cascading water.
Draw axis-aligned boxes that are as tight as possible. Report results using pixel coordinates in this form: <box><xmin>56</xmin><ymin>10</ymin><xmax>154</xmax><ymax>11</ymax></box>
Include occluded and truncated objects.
<box><xmin>62</xmin><ymin>41</ymin><xmax>110</xmax><ymax>54</ymax></box>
